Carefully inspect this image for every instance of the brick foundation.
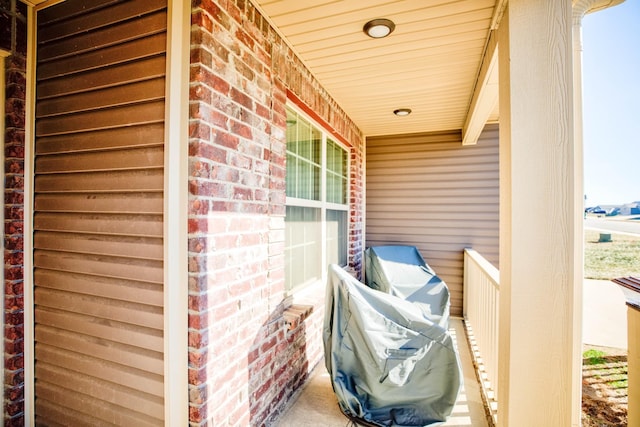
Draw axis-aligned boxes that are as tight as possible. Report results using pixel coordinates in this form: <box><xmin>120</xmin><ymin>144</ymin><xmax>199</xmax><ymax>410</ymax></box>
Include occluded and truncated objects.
<box><xmin>188</xmin><ymin>0</ymin><xmax>364</xmax><ymax>425</ymax></box>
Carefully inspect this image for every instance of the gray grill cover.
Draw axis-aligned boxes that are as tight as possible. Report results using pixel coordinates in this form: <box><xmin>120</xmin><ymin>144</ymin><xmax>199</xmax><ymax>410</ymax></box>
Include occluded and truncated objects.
<box><xmin>364</xmin><ymin>246</ymin><xmax>450</xmax><ymax>328</ymax></box>
<box><xmin>323</xmin><ymin>263</ymin><xmax>462</xmax><ymax>426</ymax></box>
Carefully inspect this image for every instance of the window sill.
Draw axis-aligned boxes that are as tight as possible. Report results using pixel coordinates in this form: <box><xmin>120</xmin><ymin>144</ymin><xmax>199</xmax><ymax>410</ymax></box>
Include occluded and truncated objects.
<box><xmin>283</xmin><ymin>304</ymin><xmax>313</xmax><ymax>332</ymax></box>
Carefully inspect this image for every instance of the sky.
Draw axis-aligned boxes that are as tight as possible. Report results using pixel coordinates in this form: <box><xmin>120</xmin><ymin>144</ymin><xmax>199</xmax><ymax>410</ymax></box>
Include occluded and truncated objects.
<box><xmin>582</xmin><ymin>0</ymin><xmax>640</xmax><ymax>206</ymax></box>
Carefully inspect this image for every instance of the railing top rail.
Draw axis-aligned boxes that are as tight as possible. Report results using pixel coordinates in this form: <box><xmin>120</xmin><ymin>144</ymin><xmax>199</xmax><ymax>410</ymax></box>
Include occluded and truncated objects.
<box><xmin>464</xmin><ymin>248</ymin><xmax>500</xmax><ymax>287</ymax></box>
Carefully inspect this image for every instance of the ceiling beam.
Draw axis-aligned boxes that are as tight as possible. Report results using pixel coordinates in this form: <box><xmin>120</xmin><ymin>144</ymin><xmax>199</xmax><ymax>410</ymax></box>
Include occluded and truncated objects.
<box><xmin>462</xmin><ymin>29</ymin><xmax>498</xmax><ymax>146</ymax></box>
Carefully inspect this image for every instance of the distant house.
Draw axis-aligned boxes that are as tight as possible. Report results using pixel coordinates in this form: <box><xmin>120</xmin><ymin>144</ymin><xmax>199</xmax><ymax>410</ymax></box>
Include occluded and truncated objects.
<box><xmin>621</xmin><ymin>202</ymin><xmax>640</xmax><ymax>215</ymax></box>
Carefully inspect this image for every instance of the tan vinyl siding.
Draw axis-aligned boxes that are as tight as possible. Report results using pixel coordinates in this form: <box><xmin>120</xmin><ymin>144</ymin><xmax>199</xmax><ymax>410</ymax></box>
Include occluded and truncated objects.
<box><xmin>34</xmin><ymin>0</ymin><xmax>167</xmax><ymax>425</ymax></box>
<box><xmin>366</xmin><ymin>124</ymin><xmax>499</xmax><ymax>316</ymax></box>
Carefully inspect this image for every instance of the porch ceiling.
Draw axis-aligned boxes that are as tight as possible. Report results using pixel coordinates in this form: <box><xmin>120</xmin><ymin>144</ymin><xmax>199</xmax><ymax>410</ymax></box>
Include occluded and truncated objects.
<box><xmin>253</xmin><ymin>0</ymin><xmax>501</xmax><ymax>137</ymax></box>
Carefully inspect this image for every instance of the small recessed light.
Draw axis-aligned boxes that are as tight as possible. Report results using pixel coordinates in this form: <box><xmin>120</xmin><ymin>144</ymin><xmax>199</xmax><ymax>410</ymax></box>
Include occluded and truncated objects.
<box><xmin>393</xmin><ymin>108</ymin><xmax>412</xmax><ymax>117</ymax></box>
<box><xmin>363</xmin><ymin>18</ymin><xmax>395</xmax><ymax>38</ymax></box>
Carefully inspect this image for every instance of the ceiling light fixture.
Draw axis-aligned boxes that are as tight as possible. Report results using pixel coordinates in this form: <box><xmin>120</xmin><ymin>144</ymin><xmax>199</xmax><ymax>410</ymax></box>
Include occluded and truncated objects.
<box><xmin>363</xmin><ymin>18</ymin><xmax>395</xmax><ymax>38</ymax></box>
<box><xmin>393</xmin><ymin>108</ymin><xmax>412</xmax><ymax>117</ymax></box>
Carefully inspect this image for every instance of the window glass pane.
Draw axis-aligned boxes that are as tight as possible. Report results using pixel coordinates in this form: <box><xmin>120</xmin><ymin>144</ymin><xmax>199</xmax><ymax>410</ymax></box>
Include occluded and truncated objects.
<box><xmin>285</xmin><ymin>107</ymin><xmax>350</xmax><ymax>291</ymax></box>
<box><xmin>286</xmin><ymin>108</ymin><xmax>298</xmax><ymax>155</ymax></box>
<box><xmin>286</xmin><ymin>153</ymin><xmax>297</xmax><ymax>197</ymax></box>
<box><xmin>285</xmin><ymin>206</ymin><xmax>322</xmax><ymax>291</ymax></box>
<box><xmin>286</xmin><ymin>106</ymin><xmax>320</xmax><ymax>201</ymax></box>
<box><xmin>326</xmin><ymin>138</ymin><xmax>348</xmax><ymax>204</ymax></box>
<box><xmin>327</xmin><ymin>209</ymin><xmax>348</xmax><ymax>266</ymax></box>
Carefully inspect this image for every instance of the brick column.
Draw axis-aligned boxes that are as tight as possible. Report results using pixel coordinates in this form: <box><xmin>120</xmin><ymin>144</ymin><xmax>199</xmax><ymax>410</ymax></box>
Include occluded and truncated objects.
<box><xmin>1</xmin><ymin>1</ymin><xmax>27</xmax><ymax>425</ymax></box>
<box><xmin>187</xmin><ymin>1</ymin><xmax>364</xmax><ymax>425</ymax></box>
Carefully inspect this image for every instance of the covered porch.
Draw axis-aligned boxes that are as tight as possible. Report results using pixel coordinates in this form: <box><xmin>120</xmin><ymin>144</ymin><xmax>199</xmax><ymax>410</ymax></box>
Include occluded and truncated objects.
<box><xmin>252</xmin><ymin>0</ymin><xmax>621</xmax><ymax>425</ymax></box>
<box><xmin>1</xmin><ymin>0</ymin><xmax>627</xmax><ymax>424</ymax></box>
<box><xmin>276</xmin><ymin>254</ymin><xmax>629</xmax><ymax>426</ymax></box>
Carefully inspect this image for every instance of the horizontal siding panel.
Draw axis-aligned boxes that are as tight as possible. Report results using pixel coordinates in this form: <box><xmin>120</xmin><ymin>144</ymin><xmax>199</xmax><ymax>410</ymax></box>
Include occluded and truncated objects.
<box><xmin>366</xmin><ymin>170</ymin><xmax>497</xmax><ymax>183</ymax></box>
<box><xmin>35</xmin><ymin>270</ymin><xmax>162</xmax><ymax>306</ymax></box>
<box><xmin>36</xmin><ymin>345</ymin><xmax>163</xmax><ymax>397</ymax></box>
<box><xmin>36</xmin><ymin>362</ymin><xmax>163</xmax><ymax>415</ymax></box>
<box><xmin>37</xmin><ymin>78</ymin><xmax>165</xmax><ymax>118</ymax></box>
<box><xmin>366</xmin><ymin>192</ymin><xmax>499</xmax><ymax>203</ymax></box>
<box><xmin>34</xmin><ymin>251</ymin><xmax>163</xmax><ymax>284</ymax></box>
<box><xmin>35</xmin><ymin>169</ymin><xmax>163</xmax><ymax>193</ymax></box>
<box><xmin>367</xmin><ymin>131</ymin><xmax>462</xmax><ymax>146</ymax></box>
<box><xmin>366</xmin><ymin>161</ymin><xmax>498</xmax><ymax>176</ymax></box>
<box><xmin>367</xmin><ymin>203</ymin><xmax>497</xmax><ymax>215</ymax></box>
<box><xmin>451</xmin><ymin>297</ymin><xmax>463</xmax><ymax>310</ymax></box>
<box><xmin>35</xmin><ymin>232</ymin><xmax>163</xmax><ymax>260</ymax></box>
<box><xmin>366</xmin><ymin>235</ymin><xmax>498</xmax><ymax>253</ymax></box>
<box><xmin>39</xmin><ymin>11</ymin><xmax>167</xmax><ymax>61</ymax></box>
<box><xmin>36</xmin><ymin>123</ymin><xmax>164</xmax><ymax>154</ymax></box>
<box><xmin>37</xmin><ymin>55</ymin><xmax>166</xmax><ymax>99</ymax></box>
<box><xmin>35</xmin><ymin>288</ymin><xmax>162</xmax><ymax>330</ymax></box>
<box><xmin>367</xmin><ymin>177</ymin><xmax>497</xmax><ymax>189</ymax></box>
<box><xmin>35</xmin><ymin>1</ymin><xmax>167</xmax><ymax>422</ymax></box>
<box><xmin>36</xmin><ymin>382</ymin><xmax>162</xmax><ymax>426</ymax></box>
<box><xmin>367</xmin><ymin>149</ymin><xmax>498</xmax><ymax>164</ymax></box>
<box><xmin>37</xmin><ymin>0</ymin><xmax>121</xmax><ymax>25</ymax></box>
<box><xmin>366</xmin><ymin>211</ymin><xmax>498</xmax><ymax>222</ymax></box>
<box><xmin>365</xmin><ymin>223</ymin><xmax>498</xmax><ymax>237</ymax></box>
<box><xmin>373</xmin><ymin>189</ymin><xmax>499</xmax><ymax>207</ymax></box>
<box><xmin>35</xmin><ymin>193</ymin><xmax>163</xmax><ymax>214</ymax></box>
<box><xmin>38</xmin><ymin>33</ymin><xmax>166</xmax><ymax>80</ymax></box>
<box><xmin>36</xmin><ymin>101</ymin><xmax>165</xmax><ymax>136</ymax></box>
<box><xmin>36</xmin><ymin>146</ymin><xmax>164</xmax><ymax>174</ymax></box>
<box><xmin>36</xmin><ymin>325</ymin><xmax>163</xmax><ymax>375</ymax></box>
<box><xmin>38</xmin><ymin>0</ymin><xmax>166</xmax><ymax>42</ymax></box>
<box><xmin>35</xmin><ymin>308</ymin><xmax>163</xmax><ymax>352</ymax></box>
<box><xmin>367</xmin><ymin>128</ymin><xmax>498</xmax><ymax>149</ymax></box>
<box><xmin>34</xmin><ymin>213</ymin><xmax>162</xmax><ymax>237</ymax></box>
<box><xmin>36</xmin><ymin>400</ymin><xmax>118</xmax><ymax>427</ymax></box>
<box><xmin>366</xmin><ymin>125</ymin><xmax>499</xmax><ymax>316</ymax></box>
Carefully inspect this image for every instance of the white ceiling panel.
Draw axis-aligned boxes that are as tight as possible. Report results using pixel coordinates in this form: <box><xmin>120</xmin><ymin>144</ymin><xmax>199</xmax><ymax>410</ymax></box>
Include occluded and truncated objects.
<box><xmin>254</xmin><ymin>0</ymin><xmax>499</xmax><ymax>137</ymax></box>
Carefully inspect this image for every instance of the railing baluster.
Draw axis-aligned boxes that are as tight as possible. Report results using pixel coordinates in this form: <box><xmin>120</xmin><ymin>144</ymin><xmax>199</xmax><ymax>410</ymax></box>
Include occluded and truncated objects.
<box><xmin>463</xmin><ymin>248</ymin><xmax>499</xmax><ymax>424</ymax></box>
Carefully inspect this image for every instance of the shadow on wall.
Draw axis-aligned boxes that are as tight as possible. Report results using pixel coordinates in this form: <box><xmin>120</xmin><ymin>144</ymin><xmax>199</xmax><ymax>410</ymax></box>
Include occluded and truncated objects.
<box><xmin>249</xmin><ymin>303</ymin><xmax>313</xmax><ymax>426</ymax></box>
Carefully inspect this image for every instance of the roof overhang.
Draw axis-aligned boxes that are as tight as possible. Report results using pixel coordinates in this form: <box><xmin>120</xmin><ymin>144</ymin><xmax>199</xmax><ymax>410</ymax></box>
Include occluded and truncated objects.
<box><xmin>253</xmin><ymin>0</ymin><xmax>502</xmax><ymax>140</ymax></box>
<box><xmin>27</xmin><ymin>0</ymin><xmax>627</xmax><ymax>144</ymax></box>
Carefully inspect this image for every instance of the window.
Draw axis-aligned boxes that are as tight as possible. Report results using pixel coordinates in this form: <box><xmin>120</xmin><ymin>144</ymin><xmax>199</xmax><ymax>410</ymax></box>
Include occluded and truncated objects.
<box><xmin>285</xmin><ymin>105</ymin><xmax>349</xmax><ymax>291</ymax></box>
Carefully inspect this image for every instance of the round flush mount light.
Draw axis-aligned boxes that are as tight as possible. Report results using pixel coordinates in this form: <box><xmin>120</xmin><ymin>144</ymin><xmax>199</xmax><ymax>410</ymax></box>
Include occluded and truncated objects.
<box><xmin>393</xmin><ymin>108</ymin><xmax>412</xmax><ymax>117</ymax></box>
<box><xmin>363</xmin><ymin>18</ymin><xmax>395</xmax><ymax>38</ymax></box>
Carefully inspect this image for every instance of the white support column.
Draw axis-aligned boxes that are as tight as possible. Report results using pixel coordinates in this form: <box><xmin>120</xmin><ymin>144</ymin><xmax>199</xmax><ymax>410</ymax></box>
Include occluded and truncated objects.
<box><xmin>164</xmin><ymin>0</ymin><xmax>191</xmax><ymax>425</ymax></box>
<box><xmin>497</xmin><ymin>1</ymin><xmax>580</xmax><ymax>426</ymax></box>
<box><xmin>570</xmin><ymin>6</ymin><xmax>586</xmax><ymax>427</ymax></box>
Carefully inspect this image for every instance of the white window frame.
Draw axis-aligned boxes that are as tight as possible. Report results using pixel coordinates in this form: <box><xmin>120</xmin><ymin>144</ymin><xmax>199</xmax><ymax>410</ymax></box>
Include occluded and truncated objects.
<box><xmin>285</xmin><ymin>103</ymin><xmax>350</xmax><ymax>293</ymax></box>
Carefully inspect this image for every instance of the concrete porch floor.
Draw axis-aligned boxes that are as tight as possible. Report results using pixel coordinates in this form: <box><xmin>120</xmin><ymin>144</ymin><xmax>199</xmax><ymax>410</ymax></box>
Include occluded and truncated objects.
<box><xmin>276</xmin><ymin>318</ymin><xmax>490</xmax><ymax>427</ymax></box>
<box><xmin>276</xmin><ymin>278</ymin><xmax>629</xmax><ymax>426</ymax></box>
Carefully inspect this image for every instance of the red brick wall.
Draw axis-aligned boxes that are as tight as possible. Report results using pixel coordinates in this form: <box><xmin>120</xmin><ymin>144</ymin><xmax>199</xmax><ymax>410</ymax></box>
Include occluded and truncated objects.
<box><xmin>189</xmin><ymin>0</ymin><xmax>364</xmax><ymax>425</ymax></box>
<box><xmin>2</xmin><ymin>1</ymin><xmax>27</xmax><ymax>425</ymax></box>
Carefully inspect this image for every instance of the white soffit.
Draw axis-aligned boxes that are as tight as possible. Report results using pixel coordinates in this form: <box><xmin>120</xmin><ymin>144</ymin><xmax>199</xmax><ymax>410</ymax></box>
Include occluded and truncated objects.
<box><xmin>253</xmin><ymin>0</ymin><xmax>499</xmax><ymax>137</ymax></box>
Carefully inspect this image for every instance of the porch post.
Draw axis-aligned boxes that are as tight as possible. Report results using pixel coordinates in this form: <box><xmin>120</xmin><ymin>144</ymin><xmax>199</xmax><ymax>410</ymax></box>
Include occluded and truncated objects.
<box><xmin>497</xmin><ymin>1</ymin><xmax>581</xmax><ymax>426</ymax></box>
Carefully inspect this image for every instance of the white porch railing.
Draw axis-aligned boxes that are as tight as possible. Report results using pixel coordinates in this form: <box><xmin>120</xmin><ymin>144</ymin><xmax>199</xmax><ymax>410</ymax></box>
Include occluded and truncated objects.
<box><xmin>463</xmin><ymin>248</ymin><xmax>499</xmax><ymax>424</ymax></box>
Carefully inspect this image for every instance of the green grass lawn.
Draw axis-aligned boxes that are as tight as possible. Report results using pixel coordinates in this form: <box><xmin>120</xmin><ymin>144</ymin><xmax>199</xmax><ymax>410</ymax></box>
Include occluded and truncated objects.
<box><xmin>584</xmin><ymin>229</ymin><xmax>640</xmax><ymax>280</ymax></box>
<box><xmin>581</xmin><ymin>228</ymin><xmax>636</xmax><ymax>425</ymax></box>
<box><xmin>582</xmin><ymin>346</ymin><xmax>628</xmax><ymax>426</ymax></box>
